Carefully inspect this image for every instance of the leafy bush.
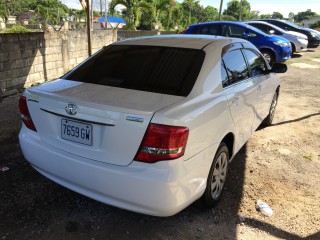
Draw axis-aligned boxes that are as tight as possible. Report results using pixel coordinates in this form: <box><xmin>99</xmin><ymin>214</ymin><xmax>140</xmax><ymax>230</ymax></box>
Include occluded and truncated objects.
<box><xmin>310</xmin><ymin>21</ymin><xmax>320</xmax><ymax>29</ymax></box>
<box><xmin>4</xmin><ymin>25</ymin><xmax>31</xmax><ymax>33</ymax></box>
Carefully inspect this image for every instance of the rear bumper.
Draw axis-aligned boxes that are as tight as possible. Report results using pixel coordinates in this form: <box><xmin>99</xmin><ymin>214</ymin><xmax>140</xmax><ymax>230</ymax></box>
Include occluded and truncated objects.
<box><xmin>19</xmin><ymin>126</ymin><xmax>216</xmax><ymax>217</ymax></box>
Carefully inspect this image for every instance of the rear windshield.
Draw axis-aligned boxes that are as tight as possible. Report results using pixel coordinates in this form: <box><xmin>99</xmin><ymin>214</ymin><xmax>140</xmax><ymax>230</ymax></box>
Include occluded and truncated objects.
<box><xmin>64</xmin><ymin>45</ymin><xmax>205</xmax><ymax>97</ymax></box>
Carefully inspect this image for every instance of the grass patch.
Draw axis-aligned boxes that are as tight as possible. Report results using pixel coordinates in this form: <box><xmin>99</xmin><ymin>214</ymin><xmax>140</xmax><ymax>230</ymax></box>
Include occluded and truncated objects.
<box><xmin>303</xmin><ymin>153</ymin><xmax>313</xmax><ymax>160</ymax></box>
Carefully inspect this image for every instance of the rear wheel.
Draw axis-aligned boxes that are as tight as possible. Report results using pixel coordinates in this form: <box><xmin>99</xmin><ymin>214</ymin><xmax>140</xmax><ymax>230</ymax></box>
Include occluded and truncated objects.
<box><xmin>261</xmin><ymin>50</ymin><xmax>275</xmax><ymax>66</ymax></box>
<box><xmin>202</xmin><ymin>143</ymin><xmax>229</xmax><ymax>208</ymax></box>
<box><xmin>262</xmin><ymin>91</ymin><xmax>278</xmax><ymax>127</ymax></box>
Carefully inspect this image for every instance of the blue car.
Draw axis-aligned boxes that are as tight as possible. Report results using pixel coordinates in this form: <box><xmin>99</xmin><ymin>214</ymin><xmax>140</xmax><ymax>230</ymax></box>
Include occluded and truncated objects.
<box><xmin>183</xmin><ymin>21</ymin><xmax>292</xmax><ymax>64</ymax></box>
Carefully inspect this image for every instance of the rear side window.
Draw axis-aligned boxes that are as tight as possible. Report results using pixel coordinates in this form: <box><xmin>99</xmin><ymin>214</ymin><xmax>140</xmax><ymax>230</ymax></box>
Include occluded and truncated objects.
<box><xmin>64</xmin><ymin>45</ymin><xmax>205</xmax><ymax>96</ymax></box>
<box><xmin>191</xmin><ymin>25</ymin><xmax>219</xmax><ymax>35</ymax></box>
<box><xmin>222</xmin><ymin>25</ymin><xmax>246</xmax><ymax>37</ymax></box>
<box><xmin>222</xmin><ymin>50</ymin><xmax>249</xmax><ymax>85</ymax></box>
<box><xmin>250</xmin><ymin>23</ymin><xmax>268</xmax><ymax>33</ymax></box>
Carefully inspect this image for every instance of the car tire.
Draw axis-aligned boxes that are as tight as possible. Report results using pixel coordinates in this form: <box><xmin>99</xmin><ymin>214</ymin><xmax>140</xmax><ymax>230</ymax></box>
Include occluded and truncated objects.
<box><xmin>262</xmin><ymin>91</ymin><xmax>278</xmax><ymax>127</ymax></box>
<box><xmin>202</xmin><ymin>143</ymin><xmax>229</xmax><ymax>208</ymax></box>
<box><xmin>291</xmin><ymin>42</ymin><xmax>296</xmax><ymax>53</ymax></box>
<box><xmin>261</xmin><ymin>50</ymin><xmax>275</xmax><ymax>66</ymax></box>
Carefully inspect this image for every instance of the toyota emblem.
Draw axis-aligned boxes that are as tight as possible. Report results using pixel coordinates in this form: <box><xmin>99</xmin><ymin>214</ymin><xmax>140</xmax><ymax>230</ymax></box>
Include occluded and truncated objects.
<box><xmin>65</xmin><ymin>103</ymin><xmax>78</xmax><ymax>115</ymax></box>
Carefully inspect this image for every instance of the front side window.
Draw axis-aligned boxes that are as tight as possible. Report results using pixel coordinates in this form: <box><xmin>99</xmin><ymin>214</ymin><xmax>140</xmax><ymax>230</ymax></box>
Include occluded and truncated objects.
<box><xmin>64</xmin><ymin>45</ymin><xmax>205</xmax><ymax>97</ymax></box>
<box><xmin>222</xmin><ymin>49</ymin><xmax>249</xmax><ymax>85</ymax></box>
<box><xmin>243</xmin><ymin>49</ymin><xmax>266</xmax><ymax>77</ymax></box>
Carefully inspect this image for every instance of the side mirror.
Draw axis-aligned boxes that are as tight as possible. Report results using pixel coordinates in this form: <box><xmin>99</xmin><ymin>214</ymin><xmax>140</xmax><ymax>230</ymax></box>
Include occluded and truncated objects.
<box><xmin>241</xmin><ymin>33</ymin><xmax>250</xmax><ymax>39</ymax></box>
<box><xmin>271</xmin><ymin>63</ymin><xmax>287</xmax><ymax>73</ymax></box>
<box><xmin>269</xmin><ymin>29</ymin><xmax>275</xmax><ymax>35</ymax></box>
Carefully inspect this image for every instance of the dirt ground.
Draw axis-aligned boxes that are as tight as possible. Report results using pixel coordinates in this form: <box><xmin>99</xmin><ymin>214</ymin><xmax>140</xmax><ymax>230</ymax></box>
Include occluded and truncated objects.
<box><xmin>0</xmin><ymin>47</ymin><xmax>319</xmax><ymax>240</ymax></box>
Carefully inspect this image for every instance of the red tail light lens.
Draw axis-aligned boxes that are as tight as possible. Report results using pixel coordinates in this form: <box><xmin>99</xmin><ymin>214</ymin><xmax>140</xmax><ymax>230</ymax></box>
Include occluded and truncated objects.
<box><xmin>19</xmin><ymin>96</ymin><xmax>37</xmax><ymax>132</ymax></box>
<box><xmin>135</xmin><ymin>123</ymin><xmax>189</xmax><ymax>163</ymax></box>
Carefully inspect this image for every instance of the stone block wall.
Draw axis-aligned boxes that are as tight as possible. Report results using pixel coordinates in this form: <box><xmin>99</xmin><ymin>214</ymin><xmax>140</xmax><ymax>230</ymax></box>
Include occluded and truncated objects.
<box><xmin>0</xmin><ymin>30</ymin><xmax>115</xmax><ymax>91</ymax></box>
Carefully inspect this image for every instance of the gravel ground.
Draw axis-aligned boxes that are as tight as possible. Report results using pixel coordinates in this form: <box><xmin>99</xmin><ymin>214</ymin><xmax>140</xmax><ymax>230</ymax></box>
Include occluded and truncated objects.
<box><xmin>0</xmin><ymin>47</ymin><xmax>319</xmax><ymax>240</ymax></box>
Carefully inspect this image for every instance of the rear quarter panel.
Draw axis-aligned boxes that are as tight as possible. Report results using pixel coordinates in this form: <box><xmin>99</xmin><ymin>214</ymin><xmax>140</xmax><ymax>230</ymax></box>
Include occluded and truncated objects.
<box><xmin>152</xmin><ymin>41</ymin><xmax>237</xmax><ymax>176</ymax></box>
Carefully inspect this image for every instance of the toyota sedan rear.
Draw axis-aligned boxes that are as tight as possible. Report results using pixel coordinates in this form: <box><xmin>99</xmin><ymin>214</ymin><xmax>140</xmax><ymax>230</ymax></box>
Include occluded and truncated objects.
<box><xmin>19</xmin><ymin>35</ymin><xmax>284</xmax><ymax>216</ymax></box>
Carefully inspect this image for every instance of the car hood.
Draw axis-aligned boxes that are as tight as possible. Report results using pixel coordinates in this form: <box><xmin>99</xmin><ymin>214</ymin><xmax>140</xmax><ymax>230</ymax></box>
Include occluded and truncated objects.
<box><xmin>287</xmin><ymin>31</ymin><xmax>308</xmax><ymax>39</ymax></box>
<box><xmin>267</xmin><ymin>35</ymin><xmax>290</xmax><ymax>44</ymax></box>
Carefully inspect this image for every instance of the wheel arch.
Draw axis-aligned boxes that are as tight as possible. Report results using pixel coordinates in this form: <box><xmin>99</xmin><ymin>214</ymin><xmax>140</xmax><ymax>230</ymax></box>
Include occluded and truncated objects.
<box><xmin>221</xmin><ymin>132</ymin><xmax>235</xmax><ymax>160</ymax></box>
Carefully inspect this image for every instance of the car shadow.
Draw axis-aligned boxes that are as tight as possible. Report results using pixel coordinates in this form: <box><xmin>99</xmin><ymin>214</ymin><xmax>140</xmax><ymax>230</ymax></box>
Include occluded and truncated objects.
<box><xmin>0</xmin><ymin>95</ymin><xmax>317</xmax><ymax>239</ymax></box>
<box><xmin>291</xmin><ymin>53</ymin><xmax>302</xmax><ymax>58</ymax></box>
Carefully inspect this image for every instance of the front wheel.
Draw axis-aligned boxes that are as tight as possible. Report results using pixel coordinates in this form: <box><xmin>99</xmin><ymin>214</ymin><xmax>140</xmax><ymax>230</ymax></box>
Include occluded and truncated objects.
<box><xmin>261</xmin><ymin>50</ymin><xmax>275</xmax><ymax>66</ymax></box>
<box><xmin>262</xmin><ymin>91</ymin><xmax>278</xmax><ymax>127</ymax></box>
<box><xmin>202</xmin><ymin>143</ymin><xmax>229</xmax><ymax>208</ymax></box>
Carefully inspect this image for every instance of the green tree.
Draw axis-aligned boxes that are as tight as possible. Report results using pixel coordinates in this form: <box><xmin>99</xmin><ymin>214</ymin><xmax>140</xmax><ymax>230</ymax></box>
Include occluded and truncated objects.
<box><xmin>260</xmin><ymin>14</ymin><xmax>272</xmax><ymax>19</ymax></box>
<box><xmin>223</xmin><ymin>0</ymin><xmax>251</xmax><ymax>20</ymax></box>
<box><xmin>310</xmin><ymin>20</ymin><xmax>320</xmax><ymax>29</ymax></box>
<box><xmin>0</xmin><ymin>2</ymin><xmax>8</xmax><ymax>22</ymax></box>
<box><xmin>288</xmin><ymin>12</ymin><xmax>295</xmax><ymax>19</ymax></box>
<box><xmin>272</xmin><ymin>11</ymin><xmax>283</xmax><ymax>19</ymax></box>
<box><xmin>249</xmin><ymin>10</ymin><xmax>260</xmax><ymax>20</ymax></box>
<box><xmin>294</xmin><ymin>9</ymin><xmax>319</xmax><ymax>22</ymax></box>
<box><xmin>221</xmin><ymin>14</ymin><xmax>236</xmax><ymax>21</ymax></box>
<box><xmin>109</xmin><ymin>0</ymin><xmax>152</xmax><ymax>30</ymax></box>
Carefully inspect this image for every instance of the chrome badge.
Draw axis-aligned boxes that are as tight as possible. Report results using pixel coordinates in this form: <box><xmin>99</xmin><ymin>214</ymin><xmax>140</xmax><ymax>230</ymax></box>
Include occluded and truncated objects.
<box><xmin>65</xmin><ymin>103</ymin><xmax>78</xmax><ymax>115</ymax></box>
<box><xmin>126</xmin><ymin>116</ymin><xmax>144</xmax><ymax>123</ymax></box>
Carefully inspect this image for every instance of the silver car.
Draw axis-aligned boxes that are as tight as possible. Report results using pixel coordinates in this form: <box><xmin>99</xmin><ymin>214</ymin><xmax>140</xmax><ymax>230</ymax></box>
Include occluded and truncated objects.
<box><xmin>245</xmin><ymin>21</ymin><xmax>308</xmax><ymax>53</ymax></box>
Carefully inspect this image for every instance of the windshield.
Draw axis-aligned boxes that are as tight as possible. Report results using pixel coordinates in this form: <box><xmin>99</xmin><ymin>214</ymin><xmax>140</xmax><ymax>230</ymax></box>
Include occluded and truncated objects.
<box><xmin>63</xmin><ymin>45</ymin><xmax>205</xmax><ymax>97</ymax></box>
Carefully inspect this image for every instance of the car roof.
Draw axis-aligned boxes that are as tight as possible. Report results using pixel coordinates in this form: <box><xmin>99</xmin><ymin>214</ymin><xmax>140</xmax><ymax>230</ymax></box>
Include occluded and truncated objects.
<box><xmin>244</xmin><ymin>21</ymin><xmax>285</xmax><ymax>32</ymax></box>
<box><xmin>113</xmin><ymin>34</ymin><xmax>247</xmax><ymax>50</ymax></box>
<box><xmin>189</xmin><ymin>21</ymin><xmax>246</xmax><ymax>28</ymax></box>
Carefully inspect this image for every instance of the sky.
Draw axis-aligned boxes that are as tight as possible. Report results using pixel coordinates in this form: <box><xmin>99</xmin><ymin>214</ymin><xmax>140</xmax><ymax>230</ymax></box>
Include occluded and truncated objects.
<box><xmin>61</xmin><ymin>0</ymin><xmax>320</xmax><ymax>18</ymax></box>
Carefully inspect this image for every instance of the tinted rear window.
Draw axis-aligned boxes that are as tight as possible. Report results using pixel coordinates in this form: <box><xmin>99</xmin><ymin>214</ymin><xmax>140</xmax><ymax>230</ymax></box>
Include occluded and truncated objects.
<box><xmin>64</xmin><ymin>45</ymin><xmax>205</xmax><ymax>97</ymax></box>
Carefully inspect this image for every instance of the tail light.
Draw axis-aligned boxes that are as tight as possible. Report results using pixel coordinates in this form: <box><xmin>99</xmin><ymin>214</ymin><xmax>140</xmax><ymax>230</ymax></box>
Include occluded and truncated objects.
<box><xmin>135</xmin><ymin>123</ymin><xmax>189</xmax><ymax>163</ymax></box>
<box><xmin>19</xmin><ymin>96</ymin><xmax>37</xmax><ymax>131</ymax></box>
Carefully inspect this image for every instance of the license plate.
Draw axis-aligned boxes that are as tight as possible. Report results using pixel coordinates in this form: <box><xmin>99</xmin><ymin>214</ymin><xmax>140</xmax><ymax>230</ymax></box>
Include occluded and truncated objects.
<box><xmin>61</xmin><ymin>119</ymin><xmax>92</xmax><ymax>146</ymax></box>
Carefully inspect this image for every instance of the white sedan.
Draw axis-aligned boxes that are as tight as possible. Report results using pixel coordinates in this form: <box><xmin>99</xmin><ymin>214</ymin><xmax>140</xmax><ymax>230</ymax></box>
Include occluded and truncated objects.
<box><xmin>19</xmin><ymin>35</ymin><xmax>286</xmax><ymax>216</ymax></box>
<box><xmin>245</xmin><ymin>21</ymin><xmax>308</xmax><ymax>53</ymax></box>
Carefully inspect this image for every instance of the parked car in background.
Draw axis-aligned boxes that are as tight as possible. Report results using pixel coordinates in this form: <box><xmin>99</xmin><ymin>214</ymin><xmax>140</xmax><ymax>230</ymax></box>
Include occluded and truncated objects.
<box><xmin>244</xmin><ymin>21</ymin><xmax>308</xmax><ymax>53</ymax></box>
<box><xmin>19</xmin><ymin>35</ymin><xmax>287</xmax><ymax>217</ymax></box>
<box><xmin>255</xmin><ymin>19</ymin><xmax>320</xmax><ymax>48</ymax></box>
<box><xmin>182</xmin><ymin>21</ymin><xmax>292</xmax><ymax>65</ymax></box>
<box><xmin>305</xmin><ymin>28</ymin><xmax>320</xmax><ymax>38</ymax></box>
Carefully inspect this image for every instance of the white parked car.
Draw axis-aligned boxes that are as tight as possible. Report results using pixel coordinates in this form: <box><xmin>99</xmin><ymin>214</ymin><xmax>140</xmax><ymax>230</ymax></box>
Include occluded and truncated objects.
<box><xmin>19</xmin><ymin>35</ymin><xmax>286</xmax><ymax>217</ymax></box>
<box><xmin>245</xmin><ymin>21</ymin><xmax>308</xmax><ymax>53</ymax></box>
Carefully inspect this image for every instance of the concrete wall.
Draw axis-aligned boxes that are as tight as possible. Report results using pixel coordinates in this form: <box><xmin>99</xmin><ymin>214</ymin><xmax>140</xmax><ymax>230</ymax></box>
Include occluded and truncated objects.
<box><xmin>0</xmin><ymin>30</ymin><xmax>115</xmax><ymax>91</ymax></box>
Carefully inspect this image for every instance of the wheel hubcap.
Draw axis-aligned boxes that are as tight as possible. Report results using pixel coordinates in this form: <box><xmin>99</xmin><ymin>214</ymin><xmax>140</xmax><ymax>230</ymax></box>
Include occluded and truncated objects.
<box><xmin>211</xmin><ymin>152</ymin><xmax>228</xmax><ymax>200</ymax></box>
<box><xmin>263</xmin><ymin>53</ymin><xmax>271</xmax><ymax>63</ymax></box>
<box><xmin>269</xmin><ymin>94</ymin><xmax>277</xmax><ymax>121</ymax></box>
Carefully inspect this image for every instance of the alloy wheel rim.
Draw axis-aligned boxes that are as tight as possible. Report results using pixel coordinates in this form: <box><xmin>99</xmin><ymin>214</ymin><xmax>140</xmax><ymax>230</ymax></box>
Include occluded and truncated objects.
<box><xmin>263</xmin><ymin>53</ymin><xmax>271</xmax><ymax>63</ymax></box>
<box><xmin>269</xmin><ymin>94</ymin><xmax>277</xmax><ymax>121</ymax></box>
<box><xmin>211</xmin><ymin>152</ymin><xmax>228</xmax><ymax>200</ymax></box>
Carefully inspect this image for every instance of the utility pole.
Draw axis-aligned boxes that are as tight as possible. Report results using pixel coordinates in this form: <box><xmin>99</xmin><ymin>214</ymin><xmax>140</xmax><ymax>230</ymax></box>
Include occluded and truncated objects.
<box><xmin>91</xmin><ymin>0</ymin><xmax>94</xmax><ymax>30</ymax></box>
<box><xmin>100</xmin><ymin>0</ymin><xmax>103</xmax><ymax>16</ymax></box>
<box><xmin>218</xmin><ymin>0</ymin><xmax>223</xmax><ymax>21</ymax></box>
<box><xmin>80</xmin><ymin>0</ymin><xmax>92</xmax><ymax>56</ymax></box>
<box><xmin>239</xmin><ymin>0</ymin><xmax>242</xmax><ymax>21</ymax></box>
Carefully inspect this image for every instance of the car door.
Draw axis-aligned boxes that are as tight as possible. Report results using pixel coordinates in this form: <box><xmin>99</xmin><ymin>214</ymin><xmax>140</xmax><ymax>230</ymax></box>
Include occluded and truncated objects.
<box><xmin>221</xmin><ymin>46</ymin><xmax>258</xmax><ymax>151</ymax></box>
<box><xmin>242</xmin><ymin>48</ymin><xmax>275</xmax><ymax>131</ymax></box>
